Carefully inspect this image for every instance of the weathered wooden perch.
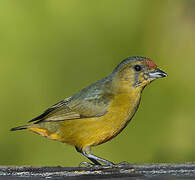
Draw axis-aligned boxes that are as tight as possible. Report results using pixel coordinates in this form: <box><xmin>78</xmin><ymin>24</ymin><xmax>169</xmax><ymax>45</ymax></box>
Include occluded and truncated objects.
<box><xmin>1</xmin><ymin>163</ymin><xmax>195</xmax><ymax>179</ymax></box>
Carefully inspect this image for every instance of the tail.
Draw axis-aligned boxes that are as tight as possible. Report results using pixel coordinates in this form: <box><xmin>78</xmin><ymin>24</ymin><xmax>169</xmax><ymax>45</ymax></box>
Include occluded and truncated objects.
<box><xmin>10</xmin><ymin>125</ymin><xmax>29</xmax><ymax>131</ymax></box>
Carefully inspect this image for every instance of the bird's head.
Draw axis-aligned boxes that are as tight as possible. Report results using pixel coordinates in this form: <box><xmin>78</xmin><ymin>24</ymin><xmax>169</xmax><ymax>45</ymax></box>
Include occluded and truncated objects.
<box><xmin>111</xmin><ymin>56</ymin><xmax>167</xmax><ymax>93</ymax></box>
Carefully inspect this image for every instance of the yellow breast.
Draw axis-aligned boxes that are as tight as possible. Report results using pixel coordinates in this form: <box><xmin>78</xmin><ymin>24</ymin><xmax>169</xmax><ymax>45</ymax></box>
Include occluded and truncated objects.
<box><xmin>58</xmin><ymin>90</ymin><xmax>141</xmax><ymax>148</ymax></box>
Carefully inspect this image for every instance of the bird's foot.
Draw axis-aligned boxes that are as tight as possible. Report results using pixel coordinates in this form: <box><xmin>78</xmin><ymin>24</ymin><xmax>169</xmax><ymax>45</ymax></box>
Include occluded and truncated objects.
<box><xmin>79</xmin><ymin>161</ymin><xmax>131</xmax><ymax>168</ymax></box>
<box><xmin>79</xmin><ymin>161</ymin><xmax>115</xmax><ymax>169</ymax></box>
<box><xmin>79</xmin><ymin>161</ymin><xmax>101</xmax><ymax>168</ymax></box>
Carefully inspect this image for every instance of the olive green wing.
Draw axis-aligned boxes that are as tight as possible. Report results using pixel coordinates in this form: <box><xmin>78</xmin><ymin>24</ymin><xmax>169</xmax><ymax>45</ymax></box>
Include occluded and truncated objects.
<box><xmin>29</xmin><ymin>90</ymin><xmax>111</xmax><ymax>124</ymax></box>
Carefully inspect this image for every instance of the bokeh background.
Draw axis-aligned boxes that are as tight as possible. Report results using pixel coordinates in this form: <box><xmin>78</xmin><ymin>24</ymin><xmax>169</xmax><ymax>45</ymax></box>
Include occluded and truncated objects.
<box><xmin>1</xmin><ymin>0</ymin><xmax>195</xmax><ymax>166</ymax></box>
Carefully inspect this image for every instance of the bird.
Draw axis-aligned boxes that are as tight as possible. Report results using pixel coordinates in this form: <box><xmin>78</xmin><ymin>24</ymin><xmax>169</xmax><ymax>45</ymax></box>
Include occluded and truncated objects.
<box><xmin>11</xmin><ymin>56</ymin><xmax>167</xmax><ymax>166</ymax></box>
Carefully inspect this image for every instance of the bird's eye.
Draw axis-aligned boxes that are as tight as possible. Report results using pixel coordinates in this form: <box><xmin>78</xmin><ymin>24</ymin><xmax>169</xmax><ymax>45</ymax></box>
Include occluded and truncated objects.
<box><xmin>134</xmin><ymin>65</ymin><xmax>142</xmax><ymax>72</ymax></box>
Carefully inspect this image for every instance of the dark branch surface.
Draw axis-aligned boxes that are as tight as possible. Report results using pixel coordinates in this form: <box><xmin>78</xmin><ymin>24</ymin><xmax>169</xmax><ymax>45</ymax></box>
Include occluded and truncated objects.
<box><xmin>1</xmin><ymin>163</ymin><xmax>195</xmax><ymax>179</ymax></box>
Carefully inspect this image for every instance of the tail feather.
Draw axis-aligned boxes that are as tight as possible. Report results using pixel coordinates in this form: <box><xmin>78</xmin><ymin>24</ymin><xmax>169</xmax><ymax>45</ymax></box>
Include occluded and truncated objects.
<box><xmin>10</xmin><ymin>125</ymin><xmax>29</xmax><ymax>131</ymax></box>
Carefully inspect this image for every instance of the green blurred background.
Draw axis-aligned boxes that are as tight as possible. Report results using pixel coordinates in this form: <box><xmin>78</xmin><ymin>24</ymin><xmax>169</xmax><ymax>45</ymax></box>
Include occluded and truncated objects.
<box><xmin>1</xmin><ymin>0</ymin><xmax>195</xmax><ymax>166</ymax></box>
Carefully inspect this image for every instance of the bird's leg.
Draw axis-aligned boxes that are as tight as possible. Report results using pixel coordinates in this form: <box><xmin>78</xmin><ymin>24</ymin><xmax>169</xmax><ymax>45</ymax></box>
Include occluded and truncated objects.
<box><xmin>76</xmin><ymin>146</ymin><xmax>114</xmax><ymax>166</ymax></box>
<box><xmin>82</xmin><ymin>152</ymin><xmax>114</xmax><ymax>166</ymax></box>
<box><xmin>76</xmin><ymin>146</ymin><xmax>101</xmax><ymax>166</ymax></box>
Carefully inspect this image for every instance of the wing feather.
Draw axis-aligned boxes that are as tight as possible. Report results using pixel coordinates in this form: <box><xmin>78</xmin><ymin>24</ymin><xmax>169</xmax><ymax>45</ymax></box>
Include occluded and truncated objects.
<box><xmin>29</xmin><ymin>77</ymin><xmax>113</xmax><ymax>124</ymax></box>
<box><xmin>29</xmin><ymin>89</ymin><xmax>111</xmax><ymax>124</ymax></box>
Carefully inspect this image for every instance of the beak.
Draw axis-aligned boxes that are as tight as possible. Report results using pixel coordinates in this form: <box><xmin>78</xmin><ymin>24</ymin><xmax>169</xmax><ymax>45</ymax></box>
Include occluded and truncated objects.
<box><xmin>148</xmin><ymin>68</ymin><xmax>168</xmax><ymax>79</ymax></box>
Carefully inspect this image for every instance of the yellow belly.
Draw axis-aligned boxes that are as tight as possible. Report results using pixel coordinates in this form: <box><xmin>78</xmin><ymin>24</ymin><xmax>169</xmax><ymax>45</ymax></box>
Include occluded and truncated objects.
<box><xmin>29</xmin><ymin>92</ymin><xmax>141</xmax><ymax>149</ymax></box>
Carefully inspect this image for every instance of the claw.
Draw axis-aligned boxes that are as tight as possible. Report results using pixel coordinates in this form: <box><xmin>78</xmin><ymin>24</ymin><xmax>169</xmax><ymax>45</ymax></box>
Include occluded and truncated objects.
<box><xmin>79</xmin><ymin>161</ymin><xmax>98</xmax><ymax>168</ymax></box>
<box><xmin>79</xmin><ymin>161</ymin><xmax>114</xmax><ymax>170</ymax></box>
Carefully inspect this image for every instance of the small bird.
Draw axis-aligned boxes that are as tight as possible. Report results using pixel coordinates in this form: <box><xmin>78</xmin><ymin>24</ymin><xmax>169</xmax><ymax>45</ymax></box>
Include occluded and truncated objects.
<box><xmin>11</xmin><ymin>56</ymin><xmax>167</xmax><ymax>166</ymax></box>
